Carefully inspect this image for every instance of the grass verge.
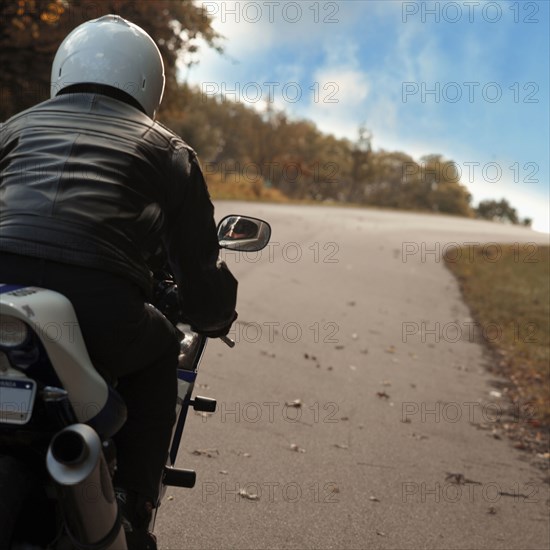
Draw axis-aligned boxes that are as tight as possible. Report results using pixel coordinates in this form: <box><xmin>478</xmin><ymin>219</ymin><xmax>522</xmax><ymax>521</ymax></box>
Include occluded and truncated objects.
<box><xmin>444</xmin><ymin>243</ymin><xmax>549</xmax><ymax>453</ymax></box>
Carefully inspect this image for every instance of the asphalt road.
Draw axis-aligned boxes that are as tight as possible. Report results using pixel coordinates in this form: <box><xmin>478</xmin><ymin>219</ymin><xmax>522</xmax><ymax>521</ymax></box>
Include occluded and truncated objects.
<box><xmin>156</xmin><ymin>202</ymin><xmax>549</xmax><ymax>550</ymax></box>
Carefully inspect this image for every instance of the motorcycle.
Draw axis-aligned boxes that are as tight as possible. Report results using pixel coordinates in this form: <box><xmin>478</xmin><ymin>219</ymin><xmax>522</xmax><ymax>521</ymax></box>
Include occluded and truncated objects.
<box><xmin>0</xmin><ymin>215</ymin><xmax>271</xmax><ymax>549</ymax></box>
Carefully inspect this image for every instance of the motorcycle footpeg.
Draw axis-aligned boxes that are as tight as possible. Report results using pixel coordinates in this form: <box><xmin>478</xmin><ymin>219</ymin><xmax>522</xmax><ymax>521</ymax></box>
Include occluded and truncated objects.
<box><xmin>164</xmin><ymin>466</ymin><xmax>196</xmax><ymax>488</ymax></box>
<box><xmin>191</xmin><ymin>396</ymin><xmax>217</xmax><ymax>413</ymax></box>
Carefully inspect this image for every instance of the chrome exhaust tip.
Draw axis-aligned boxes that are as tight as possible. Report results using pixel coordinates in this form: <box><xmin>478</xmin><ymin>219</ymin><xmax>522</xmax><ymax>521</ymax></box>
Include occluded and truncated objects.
<box><xmin>47</xmin><ymin>424</ymin><xmax>127</xmax><ymax>549</ymax></box>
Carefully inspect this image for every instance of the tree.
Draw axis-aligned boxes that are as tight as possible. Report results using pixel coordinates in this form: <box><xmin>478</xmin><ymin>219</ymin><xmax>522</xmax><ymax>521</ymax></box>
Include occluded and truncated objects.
<box><xmin>0</xmin><ymin>0</ymin><xmax>67</xmax><ymax>119</ymax></box>
<box><xmin>475</xmin><ymin>199</ymin><xmax>520</xmax><ymax>224</ymax></box>
<box><xmin>1</xmin><ymin>0</ymin><xmax>220</xmax><ymax>120</ymax></box>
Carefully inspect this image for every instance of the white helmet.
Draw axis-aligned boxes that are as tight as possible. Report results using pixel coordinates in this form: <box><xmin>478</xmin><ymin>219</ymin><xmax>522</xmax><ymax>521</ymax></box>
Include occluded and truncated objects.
<box><xmin>51</xmin><ymin>15</ymin><xmax>165</xmax><ymax>118</ymax></box>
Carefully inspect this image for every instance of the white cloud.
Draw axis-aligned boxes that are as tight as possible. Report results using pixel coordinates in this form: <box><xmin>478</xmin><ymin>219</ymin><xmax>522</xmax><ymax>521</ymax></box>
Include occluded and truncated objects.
<box><xmin>184</xmin><ymin>1</ymin><xmax>549</xmax><ymax>232</ymax></box>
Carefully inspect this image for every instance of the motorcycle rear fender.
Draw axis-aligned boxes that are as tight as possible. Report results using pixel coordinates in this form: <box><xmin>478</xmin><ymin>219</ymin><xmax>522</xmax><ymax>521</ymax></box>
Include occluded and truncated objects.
<box><xmin>0</xmin><ymin>285</ymin><xmax>109</xmax><ymax>424</ymax></box>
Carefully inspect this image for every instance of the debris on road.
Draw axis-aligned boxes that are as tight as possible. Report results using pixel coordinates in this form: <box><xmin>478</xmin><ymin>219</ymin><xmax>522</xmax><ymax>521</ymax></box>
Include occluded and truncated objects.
<box><xmin>290</xmin><ymin>443</ymin><xmax>306</xmax><ymax>453</ymax></box>
<box><xmin>191</xmin><ymin>448</ymin><xmax>219</xmax><ymax>458</ymax></box>
<box><xmin>444</xmin><ymin>472</ymin><xmax>482</xmax><ymax>485</ymax></box>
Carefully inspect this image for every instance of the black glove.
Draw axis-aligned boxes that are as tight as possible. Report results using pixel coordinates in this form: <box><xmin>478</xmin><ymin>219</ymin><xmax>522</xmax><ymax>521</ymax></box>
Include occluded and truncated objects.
<box><xmin>153</xmin><ymin>280</ymin><xmax>182</xmax><ymax>325</ymax></box>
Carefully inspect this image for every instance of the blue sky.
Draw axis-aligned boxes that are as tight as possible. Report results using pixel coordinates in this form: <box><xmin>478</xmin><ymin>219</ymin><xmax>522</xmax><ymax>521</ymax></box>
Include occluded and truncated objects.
<box><xmin>185</xmin><ymin>1</ymin><xmax>549</xmax><ymax>232</ymax></box>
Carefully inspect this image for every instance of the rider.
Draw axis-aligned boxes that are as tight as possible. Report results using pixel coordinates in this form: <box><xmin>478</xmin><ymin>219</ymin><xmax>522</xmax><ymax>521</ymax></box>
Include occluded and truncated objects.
<box><xmin>0</xmin><ymin>15</ymin><xmax>237</xmax><ymax>549</ymax></box>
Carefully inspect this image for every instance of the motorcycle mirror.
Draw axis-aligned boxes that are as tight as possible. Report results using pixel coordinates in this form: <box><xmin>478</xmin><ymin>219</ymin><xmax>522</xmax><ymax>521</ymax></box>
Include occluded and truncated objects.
<box><xmin>217</xmin><ymin>215</ymin><xmax>271</xmax><ymax>252</ymax></box>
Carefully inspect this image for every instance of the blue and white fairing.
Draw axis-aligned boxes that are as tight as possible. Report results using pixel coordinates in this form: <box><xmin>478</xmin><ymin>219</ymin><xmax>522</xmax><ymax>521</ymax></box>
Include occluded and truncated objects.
<box><xmin>0</xmin><ymin>284</ymin><xmax>126</xmax><ymax>436</ymax></box>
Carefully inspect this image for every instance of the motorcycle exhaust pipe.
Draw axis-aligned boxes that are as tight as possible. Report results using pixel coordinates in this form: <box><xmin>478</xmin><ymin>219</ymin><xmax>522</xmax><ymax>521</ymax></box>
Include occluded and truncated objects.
<box><xmin>46</xmin><ymin>423</ymin><xmax>127</xmax><ymax>549</ymax></box>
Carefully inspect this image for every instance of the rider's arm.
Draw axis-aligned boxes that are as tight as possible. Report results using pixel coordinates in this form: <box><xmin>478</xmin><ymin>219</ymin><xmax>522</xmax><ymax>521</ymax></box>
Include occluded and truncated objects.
<box><xmin>162</xmin><ymin>146</ymin><xmax>237</xmax><ymax>334</ymax></box>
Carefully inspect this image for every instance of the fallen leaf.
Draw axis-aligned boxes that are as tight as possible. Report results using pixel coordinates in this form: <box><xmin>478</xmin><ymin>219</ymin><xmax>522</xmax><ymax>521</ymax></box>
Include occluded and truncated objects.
<box><xmin>369</xmin><ymin>496</ymin><xmax>380</xmax><ymax>502</ymax></box>
<box><xmin>385</xmin><ymin>346</ymin><xmax>396</xmax><ymax>354</ymax></box>
<box><xmin>239</xmin><ymin>489</ymin><xmax>260</xmax><ymax>501</ymax></box>
<box><xmin>445</xmin><ymin>472</ymin><xmax>465</xmax><ymax>484</ymax></box>
<box><xmin>334</xmin><ymin>443</ymin><xmax>349</xmax><ymax>450</ymax></box>
<box><xmin>376</xmin><ymin>391</ymin><xmax>390</xmax><ymax>399</ymax></box>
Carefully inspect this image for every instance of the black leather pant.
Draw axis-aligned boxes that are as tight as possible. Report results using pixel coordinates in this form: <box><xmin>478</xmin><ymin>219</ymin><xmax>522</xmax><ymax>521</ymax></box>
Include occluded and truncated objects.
<box><xmin>0</xmin><ymin>253</ymin><xmax>180</xmax><ymax>502</ymax></box>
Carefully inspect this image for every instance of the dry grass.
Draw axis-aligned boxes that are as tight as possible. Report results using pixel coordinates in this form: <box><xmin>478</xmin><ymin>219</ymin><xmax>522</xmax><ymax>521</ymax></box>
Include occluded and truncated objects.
<box><xmin>445</xmin><ymin>244</ymin><xmax>550</xmax><ymax>427</ymax></box>
<box><xmin>206</xmin><ymin>173</ymin><xmax>290</xmax><ymax>203</ymax></box>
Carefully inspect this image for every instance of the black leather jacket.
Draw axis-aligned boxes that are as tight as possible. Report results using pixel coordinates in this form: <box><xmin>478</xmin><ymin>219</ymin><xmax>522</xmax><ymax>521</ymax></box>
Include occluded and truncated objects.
<box><xmin>0</xmin><ymin>88</ymin><xmax>237</xmax><ymax>332</ymax></box>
